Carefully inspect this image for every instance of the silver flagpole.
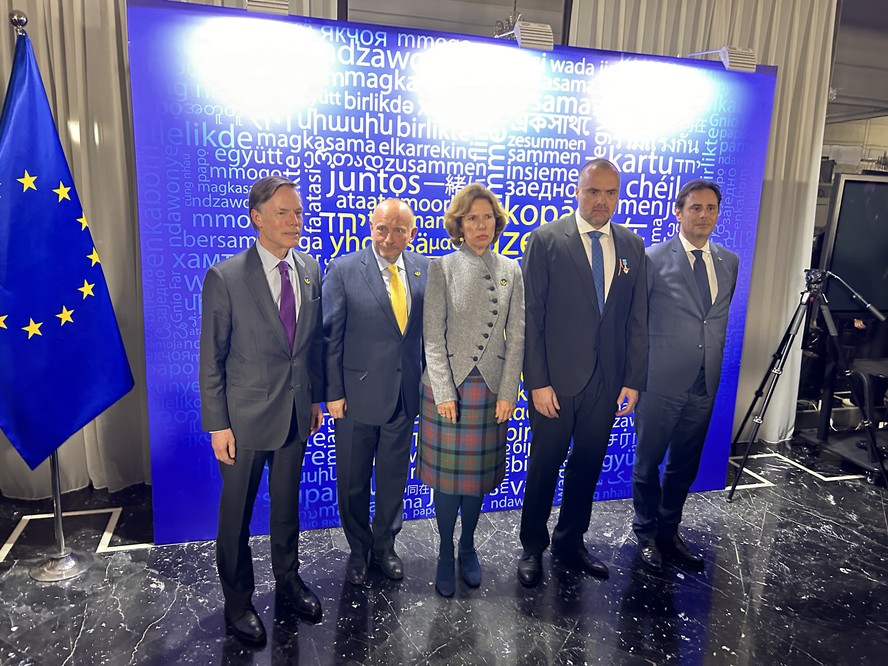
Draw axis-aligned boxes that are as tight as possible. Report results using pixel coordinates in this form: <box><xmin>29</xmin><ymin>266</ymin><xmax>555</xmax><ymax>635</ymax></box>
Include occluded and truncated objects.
<box><xmin>7</xmin><ymin>9</ymin><xmax>94</xmax><ymax>583</ymax></box>
<box><xmin>29</xmin><ymin>451</ymin><xmax>92</xmax><ymax>581</ymax></box>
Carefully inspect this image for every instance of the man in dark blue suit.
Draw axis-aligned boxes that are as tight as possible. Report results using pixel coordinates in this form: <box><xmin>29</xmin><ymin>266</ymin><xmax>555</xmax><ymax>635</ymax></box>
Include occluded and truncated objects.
<box><xmin>632</xmin><ymin>180</ymin><xmax>739</xmax><ymax>573</ymax></box>
<box><xmin>518</xmin><ymin>159</ymin><xmax>648</xmax><ymax>586</ymax></box>
<box><xmin>323</xmin><ymin>199</ymin><xmax>429</xmax><ymax>584</ymax></box>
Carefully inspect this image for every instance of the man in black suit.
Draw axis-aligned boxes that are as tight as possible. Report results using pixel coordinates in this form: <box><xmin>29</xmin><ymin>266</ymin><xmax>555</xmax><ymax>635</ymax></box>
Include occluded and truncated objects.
<box><xmin>632</xmin><ymin>180</ymin><xmax>738</xmax><ymax>573</ymax></box>
<box><xmin>200</xmin><ymin>176</ymin><xmax>324</xmax><ymax>644</ymax></box>
<box><xmin>517</xmin><ymin>159</ymin><xmax>648</xmax><ymax>586</ymax></box>
<box><xmin>323</xmin><ymin>199</ymin><xmax>429</xmax><ymax>584</ymax></box>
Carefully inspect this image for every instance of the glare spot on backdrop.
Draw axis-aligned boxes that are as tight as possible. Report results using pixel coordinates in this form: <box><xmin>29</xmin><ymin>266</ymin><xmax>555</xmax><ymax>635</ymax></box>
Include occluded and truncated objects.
<box><xmin>189</xmin><ymin>17</ymin><xmax>336</xmax><ymax>119</ymax></box>
<box><xmin>412</xmin><ymin>41</ymin><xmax>545</xmax><ymax>138</ymax></box>
<box><xmin>589</xmin><ymin>60</ymin><xmax>715</xmax><ymax>142</ymax></box>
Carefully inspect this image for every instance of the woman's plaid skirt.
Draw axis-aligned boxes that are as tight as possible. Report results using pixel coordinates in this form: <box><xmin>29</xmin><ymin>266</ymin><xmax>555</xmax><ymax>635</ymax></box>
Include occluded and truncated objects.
<box><xmin>417</xmin><ymin>373</ymin><xmax>507</xmax><ymax>496</ymax></box>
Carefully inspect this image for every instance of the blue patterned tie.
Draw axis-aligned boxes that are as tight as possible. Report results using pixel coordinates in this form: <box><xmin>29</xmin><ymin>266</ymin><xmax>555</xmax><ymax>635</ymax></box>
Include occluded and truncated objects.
<box><xmin>691</xmin><ymin>249</ymin><xmax>712</xmax><ymax>312</ymax></box>
<box><xmin>589</xmin><ymin>230</ymin><xmax>605</xmax><ymax>313</ymax></box>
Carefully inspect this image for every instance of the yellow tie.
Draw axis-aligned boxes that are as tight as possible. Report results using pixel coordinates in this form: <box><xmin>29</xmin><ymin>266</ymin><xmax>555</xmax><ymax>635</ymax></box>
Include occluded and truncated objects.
<box><xmin>387</xmin><ymin>264</ymin><xmax>408</xmax><ymax>333</ymax></box>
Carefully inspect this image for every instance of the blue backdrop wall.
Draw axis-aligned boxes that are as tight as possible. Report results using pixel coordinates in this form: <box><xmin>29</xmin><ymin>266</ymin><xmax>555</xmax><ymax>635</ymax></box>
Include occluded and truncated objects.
<box><xmin>127</xmin><ymin>0</ymin><xmax>776</xmax><ymax>545</ymax></box>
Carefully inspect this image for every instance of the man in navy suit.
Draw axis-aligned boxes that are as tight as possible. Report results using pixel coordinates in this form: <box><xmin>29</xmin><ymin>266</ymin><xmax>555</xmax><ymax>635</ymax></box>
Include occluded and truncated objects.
<box><xmin>200</xmin><ymin>177</ymin><xmax>324</xmax><ymax>643</ymax></box>
<box><xmin>518</xmin><ymin>159</ymin><xmax>648</xmax><ymax>586</ymax></box>
<box><xmin>323</xmin><ymin>199</ymin><xmax>430</xmax><ymax>584</ymax></box>
<box><xmin>632</xmin><ymin>180</ymin><xmax>739</xmax><ymax>573</ymax></box>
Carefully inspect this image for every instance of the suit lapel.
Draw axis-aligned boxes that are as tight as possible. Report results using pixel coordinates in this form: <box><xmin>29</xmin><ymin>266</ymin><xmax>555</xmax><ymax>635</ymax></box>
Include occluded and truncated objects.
<box><xmin>564</xmin><ymin>217</ymin><xmax>600</xmax><ymax>316</ymax></box>
<box><xmin>710</xmin><ymin>243</ymin><xmax>731</xmax><ymax>308</ymax></box>
<box><xmin>403</xmin><ymin>252</ymin><xmax>423</xmax><ymax>336</ymax></box>
<box><xmin>291</xmin><ymin>251</ymin><xmax>315</xmax><ymax>354</ymax></box>
<box><xmin>245</xmin><ymin>244</ymin><xmax>291</xmax><ymax>354</ymax></box>
<box><xmin>361</xmin><ymin>246</ymin><xmax>401</xmax><ymax>334</ymax></box>
<box><xmin>603</xmin><ymin>224</ymin><xmax>629</xmax><ymax>318</ymax></box>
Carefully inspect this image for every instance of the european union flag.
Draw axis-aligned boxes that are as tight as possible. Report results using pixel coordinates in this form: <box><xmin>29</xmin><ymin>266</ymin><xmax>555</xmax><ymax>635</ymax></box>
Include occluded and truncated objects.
<box><xmin>0</xmin><ymin>32</ymin><xmax>134</xmax><ymax>470</ymax></box>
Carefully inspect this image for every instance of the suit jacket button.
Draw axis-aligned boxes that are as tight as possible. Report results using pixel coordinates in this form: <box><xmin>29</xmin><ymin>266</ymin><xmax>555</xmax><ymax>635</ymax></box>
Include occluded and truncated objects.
<box><xmin>492</xmin><ymin>298</ymin><xmax>498</xmax><ymax>303</ymax></box>
<box><xmin>484</xmin><ymin>274</ymin><xmax>491</xmax><ymax>280</ymax></box>
<box><xmin>477</xmin><ymin>345</ymin><xmax>483</xmax><ymax>350</ymax></box>
<box><xmin>492</xmin><ymin>310</ymin><xmax>498</xmax><ymax>315</ymax></box>
<box><xmin>698</xmin><ymin>344</ymin><xmax>703</xmax><ymax>349</ymax></box>
<box><xmin>487</xmin><ymin>322</ymin><xmax>493</xmax><ymax>327</ymax></box>
<box><xmin>483</xmin><ymin>333</ymin><xmax>489</xmax><ymax>338</ymax></box>
<box><xmin>472</xmin><ymin>356</ymin><xmax>478</xmax><ymax>361</ymax></box>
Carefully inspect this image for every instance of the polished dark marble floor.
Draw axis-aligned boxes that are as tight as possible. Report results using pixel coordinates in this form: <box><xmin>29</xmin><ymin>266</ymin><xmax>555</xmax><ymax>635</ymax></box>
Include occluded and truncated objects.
<box><xmin>1</xmin><ymin>442</ymin><xmax>887</xmax><ymax>665</ymax></box>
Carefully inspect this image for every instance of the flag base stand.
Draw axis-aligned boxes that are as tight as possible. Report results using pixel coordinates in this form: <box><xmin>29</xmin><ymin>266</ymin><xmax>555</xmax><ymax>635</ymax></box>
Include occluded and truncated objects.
<box><xmin>29</xmin><ymin>549</ymin><xmax>92</xmax><ymax>582</ymax></box>
<box><xmin>27</xmin><ymin>451</ymin><xmax>93</xmax><ymax>583</ymax></box>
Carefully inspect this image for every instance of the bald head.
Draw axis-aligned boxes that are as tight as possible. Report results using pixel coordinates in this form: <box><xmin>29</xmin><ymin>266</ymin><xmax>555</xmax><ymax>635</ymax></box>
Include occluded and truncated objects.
<box><xmin>369</xmin><ymin>198</ymin><xmax>417</xmax><ymax>263</ymax></box>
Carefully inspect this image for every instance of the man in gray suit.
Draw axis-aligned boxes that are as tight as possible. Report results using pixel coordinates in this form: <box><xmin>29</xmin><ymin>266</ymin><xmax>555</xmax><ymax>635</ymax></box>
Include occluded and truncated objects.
<box><xmin>200</xmin><ymin>176</ymin><xmax>324</xmax><ymax>644</ymax></box>
<box><xmin>632</xmin><ymin>180</ymin><xmax>739</xmax><ymax>573</ymax></box>
<box><xmin>323</xmin><ymin>199</ymin><xmax>429</xmax><ymax>585</ymax></box>
<box><xmin>518</xmin><ymin>159</ymin><xmax>648</xmax><ymax>586</ymax></box>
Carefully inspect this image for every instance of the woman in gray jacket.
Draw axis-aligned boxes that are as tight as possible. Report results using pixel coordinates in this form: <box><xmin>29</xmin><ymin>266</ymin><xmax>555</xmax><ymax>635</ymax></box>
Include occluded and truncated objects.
<box><xmin>418</xmin><ymin>183</ymin><xmax>525</xmax><ymax>597</ymax></box>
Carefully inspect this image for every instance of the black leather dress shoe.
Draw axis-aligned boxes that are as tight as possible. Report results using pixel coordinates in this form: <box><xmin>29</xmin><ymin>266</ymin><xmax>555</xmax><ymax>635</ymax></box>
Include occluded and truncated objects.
<box><xmin>346</xmin><ymin>552</ymin><xmax>368</xmax><ymax>585</ymax></box>
<box><xmin>224</xmin><ymin>606</ymin><xmax>266</xmax><ymax>645</ymax></box>
<box><xmin>554</xmin><ymin>546</ymin><xmax>610</xmax><ymax>578</ymax></box>
<box><xmin>638</xmin><ymin>539</ymin><xmax>663</xmax><ymax>573</ymax></box>
<box><xmin>517</xmin><ymin>551</ymin><xmax>543</xmax><ymax>587</ymax></box>
<box><xmin>372</xmin><ymin>549</ymin><xmax>404</xmax><ymax>580</ymax></box>
<box><xmin>277</xmin><ymin>581</ymin><xmax>323</xmax><ymax>623</ymax></box>
<box><xmin>660</xmin><ymin>534</ymin><xmax>704</xmax><ymax>569</ymax></box>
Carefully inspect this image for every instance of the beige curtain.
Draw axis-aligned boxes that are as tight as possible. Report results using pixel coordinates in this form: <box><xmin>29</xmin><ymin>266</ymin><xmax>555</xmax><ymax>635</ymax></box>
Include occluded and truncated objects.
<box><xmin>0</xmin><ymin>0</ymin><xmax>147</xmax><ymax>498</ymax></box>
<box><xmin>570</xmin><ymin>0</ymin><xmax>838</xmax><ymax>444</ymax></box>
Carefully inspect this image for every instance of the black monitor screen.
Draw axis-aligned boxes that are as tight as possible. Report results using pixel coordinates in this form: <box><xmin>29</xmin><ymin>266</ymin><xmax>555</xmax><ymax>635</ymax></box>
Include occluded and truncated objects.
<box><xmin>820</xmin><ymin>174</ymin><xmax>888</xmax><ymax>314</ymax></box>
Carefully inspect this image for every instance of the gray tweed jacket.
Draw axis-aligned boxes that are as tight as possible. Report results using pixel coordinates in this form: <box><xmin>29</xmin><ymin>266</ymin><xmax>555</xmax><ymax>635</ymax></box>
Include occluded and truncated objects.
<box><xmin>422</xmin><ymin>245</ymin><xmax>525</xmax><ymax>404</ymax></box>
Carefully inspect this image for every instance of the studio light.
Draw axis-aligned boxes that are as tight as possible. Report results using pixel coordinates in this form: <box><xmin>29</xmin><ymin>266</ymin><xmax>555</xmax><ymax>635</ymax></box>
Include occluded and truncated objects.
<box><xmin>683</xmin><ymin>45</ymin><xmax>757</xmax><ymax>72</ymax></box>
<box><xmin>493</xmin><ymin>1</ymin><xmax>555</xmax><ymax>51</ymax></box>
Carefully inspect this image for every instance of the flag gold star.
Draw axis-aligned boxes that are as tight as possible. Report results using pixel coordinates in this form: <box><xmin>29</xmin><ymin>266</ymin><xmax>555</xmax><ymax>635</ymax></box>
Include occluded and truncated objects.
<box><xmin>53</xmin><ymin>181</ymin><xmax>71</xmax><ymax>201</ymax></box>
<box><xmin>56</xmin><ymin>306</ymin><xmax>74</xmax><ymax>325</ymax></box>
<box><xmin>77</xmin><ymin>215</ymin><xmax>88</xmax><ymax>230</ymax></box>
<box><xmin>87</xmin><ymin>247</ymin><xmax>100</xmax><ymax>266</ymax></box>
<box><xmin>23</xmin><ymin>318</ymin><xmax>42</xmax><ymax>338</ymax></box>
<box><xmin>17</xmin><ymin>170</ymin><xmax>36</xmax><ymax>191</ymax></box>
<box><xmin>78</xmin><ymin>280</ymin><xmax>96</xmax><ymax>298</ymax></box>
<box><xmin>0</xmin><ymin>314</ymin><xmax>7</xmax><ymax>329</ymax></box>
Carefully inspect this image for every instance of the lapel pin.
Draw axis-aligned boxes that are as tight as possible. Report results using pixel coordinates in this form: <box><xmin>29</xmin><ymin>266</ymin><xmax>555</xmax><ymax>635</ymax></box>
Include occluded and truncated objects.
<box><xmin>500</xmin><ymin>278</ymin><xmax>508</xmax><ymax>286</ymax></box>
<box><xmin>414</xmin><ymin>270</ymin><xmax>421</xmax><ymax>277</ymax></box>
<box><xmin>303</xmin><ymin>277</ymin><xmax>311</xmax><ymax>285</ymax></box>
<box><xmin>620</xmin><ymin>258</ymin><xmax>630</xmax><ymax>274</ymax></box>
<box><xmin>717</xmin><ymin>256</ymin><xmax>723</xmax><ymax>262</ymax></box>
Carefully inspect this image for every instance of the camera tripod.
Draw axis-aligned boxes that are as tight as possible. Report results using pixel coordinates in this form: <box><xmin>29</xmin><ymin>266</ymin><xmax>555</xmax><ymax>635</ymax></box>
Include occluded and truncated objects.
<box><xmin>726</xmin><ymin>269</ymin><xmax>888</xmax><ymax>501</ymax></box>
